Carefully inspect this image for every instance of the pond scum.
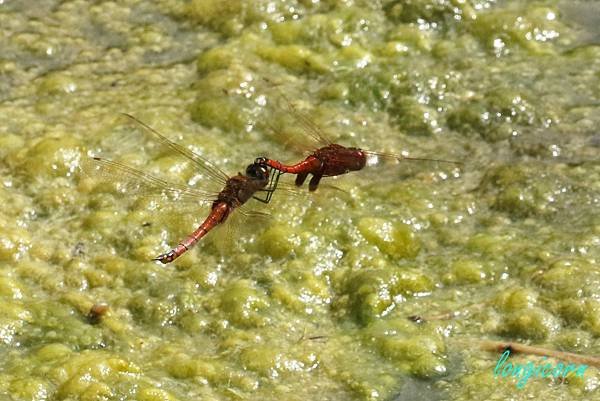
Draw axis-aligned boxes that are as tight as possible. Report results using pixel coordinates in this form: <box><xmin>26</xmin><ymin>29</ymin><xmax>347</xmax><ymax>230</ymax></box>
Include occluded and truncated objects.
<box><xmin>0</xmin><ymin>0</ymin><xmax>599</xmax><ymax>400</ymax></box>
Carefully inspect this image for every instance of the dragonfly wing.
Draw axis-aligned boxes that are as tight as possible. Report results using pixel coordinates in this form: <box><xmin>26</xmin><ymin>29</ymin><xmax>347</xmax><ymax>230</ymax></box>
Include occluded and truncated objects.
<box><xmin>121</xmin><ymin>113</ymin><xmax>230</xmax><ymax>186</ymax></box>
<box><xmin>278</xmin><ymin>95</ymin><xmax>333</xmax><ymax>147</ymax></box>
<box><xmin>238</xmin><ymin>209</ymin><xmax>272</xmax><ymax>222</ymax></box>
<box><xmin>209</xmin><ymin>207</ymin><xmax>253</xmax><ymax>255</ymax></box>
<box><xmin>80</xmin><ymin>157</ymin><xmax>216</xmax><ymax>205</ymax></box>
<box><xmin>262</xmin><ymin>78</ymin><xmax>333</xmax><ymax>147</ymax></box>
<box><xmin>263</xmin><ymin>119</ymin><xmax>315</xmax><ymax>156</ymax></box>
<box><xmin>362</xmin><ymin>150</ymin><xmax>463</xmax><ymax>167</ymax></box>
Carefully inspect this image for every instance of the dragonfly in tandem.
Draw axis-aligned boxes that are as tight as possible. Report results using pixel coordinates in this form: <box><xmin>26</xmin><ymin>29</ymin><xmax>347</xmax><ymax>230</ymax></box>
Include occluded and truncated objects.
<box><xmin>86</xmin><ymin>99</ymin><xmax>459</xmax><ymax>263</ymax></box>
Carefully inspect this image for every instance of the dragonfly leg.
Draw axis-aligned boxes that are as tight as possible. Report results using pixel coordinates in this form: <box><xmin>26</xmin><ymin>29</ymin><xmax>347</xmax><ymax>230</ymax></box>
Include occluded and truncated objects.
<box><xmin>308</xmin><ymin>174</ymin><xmax>323</xmax><ymax>191</ymax></box>
<box><xmin>295</xmin><ymin>172</ymin><xmax>309</xmax><ymax>187</ymax></box>
<box><xmin>253</xmin><ymin>169</ymin><xmax>283</xmax><ymax>204</ymax></box>
<box><xmin>265</xmin><ymin>170</ymin><xmax>283</xmax><ymax>202</ymax></box>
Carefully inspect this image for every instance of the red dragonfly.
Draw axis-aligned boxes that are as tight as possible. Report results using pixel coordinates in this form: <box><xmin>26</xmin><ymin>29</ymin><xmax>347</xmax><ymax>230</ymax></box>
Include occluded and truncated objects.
<box><xmin>255</xmin><ymin>93</ymin><xmax>462</xmax><ymax>191</ymax></box>
<box><xmin>84</xmin><ymin>114</ymin><xmax>282</xmax><ymax>264</ymax></box>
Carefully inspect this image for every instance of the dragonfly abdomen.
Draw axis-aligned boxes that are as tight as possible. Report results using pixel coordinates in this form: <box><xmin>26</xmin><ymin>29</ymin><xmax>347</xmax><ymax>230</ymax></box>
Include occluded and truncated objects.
<box><xmin>154</xmin><ymin>202</ymin><xmax>231</xmax><ymax>264</ymax></box>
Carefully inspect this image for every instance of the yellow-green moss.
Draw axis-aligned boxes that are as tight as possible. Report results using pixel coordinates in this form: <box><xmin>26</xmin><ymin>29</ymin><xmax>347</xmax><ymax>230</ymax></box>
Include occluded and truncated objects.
<box><xmin>357</xmin><ymin>218</ymin><xmax>420</xmax><ymax>259</ymax></box>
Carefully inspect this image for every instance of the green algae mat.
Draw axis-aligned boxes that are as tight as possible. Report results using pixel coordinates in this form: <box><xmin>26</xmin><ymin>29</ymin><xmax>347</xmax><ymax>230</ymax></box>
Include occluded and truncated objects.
<box><xmin>1</xmin><ymin>1</ymin><xmax>599</xmax><ymax>400</ymax></box>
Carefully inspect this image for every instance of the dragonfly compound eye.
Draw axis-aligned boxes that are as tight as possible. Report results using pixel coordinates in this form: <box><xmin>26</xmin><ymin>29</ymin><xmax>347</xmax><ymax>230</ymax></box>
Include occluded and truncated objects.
<box><xmin>246</xmin><ymin>163</ymin><xmax>269</xmax><ymax>180</ymax></box>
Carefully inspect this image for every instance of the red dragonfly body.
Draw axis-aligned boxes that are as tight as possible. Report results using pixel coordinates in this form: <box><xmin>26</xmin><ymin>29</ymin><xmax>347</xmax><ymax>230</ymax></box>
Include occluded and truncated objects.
<box><xmin>86</xmin><ymin>114</ymin><xmax>279</xmax><ymax>264</ymax></box>
<box><xmin>154</xmin><ymin>164</ymin><xmax>270</xmax><ymax>263</ymax></box>
<box><xmin>258</xmin><ymin>144</ymin><xmax>367</xmax><ymax>191</ymax></box>
<box><xmin>153</xmin><ymin>162</ymin><xmax>270</xmax><ymax>263</ymax></box>
<box><xmin>256</xmin><ymin>94</ymin><xmax>460</xmax><ymax>191</ymax></box>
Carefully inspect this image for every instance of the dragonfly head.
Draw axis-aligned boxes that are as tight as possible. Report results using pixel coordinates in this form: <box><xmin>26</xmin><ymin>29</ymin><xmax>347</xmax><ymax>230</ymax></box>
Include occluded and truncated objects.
<box><xmin>245</xmin><ymin>162</ymin><xmax>270</xmax><ymax>181</ymax></box>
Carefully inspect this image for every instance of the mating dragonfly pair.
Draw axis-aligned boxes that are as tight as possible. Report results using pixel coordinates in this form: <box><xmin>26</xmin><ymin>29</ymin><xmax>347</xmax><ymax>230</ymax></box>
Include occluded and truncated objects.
<box><xmin>89</xmin><ymin>111</ymin><xmax>459</xmax><ymax>264</ymax></box>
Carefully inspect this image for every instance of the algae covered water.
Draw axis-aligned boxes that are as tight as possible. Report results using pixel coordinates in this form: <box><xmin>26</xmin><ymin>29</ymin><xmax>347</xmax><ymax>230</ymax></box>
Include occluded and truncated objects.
<box><xmin>0</xmin><ymin>1</ymin><xmax>598</xmax><ymax>400</ymax></box>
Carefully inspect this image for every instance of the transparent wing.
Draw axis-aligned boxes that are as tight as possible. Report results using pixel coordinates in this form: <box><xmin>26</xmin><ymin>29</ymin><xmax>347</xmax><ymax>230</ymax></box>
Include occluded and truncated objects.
<box><xmin>362</xmin><ymin>150</ymin><xmax>463</xmax><ymax>166</ymax></box>
<box><xmin>81</xmin><ymin>156</ymin><xmax>217</xmax><ymax>205</ymax></box>
<box><xmin>262</xmin><ymin>78</ymin><xmax>333</xmax><ymax>147</ymax></box>
<box><xmin>275</xmin><ymin>92</ymin><xmax>333</xmax><ymax>147</ymax></box>
<box><xmin>262</xmin><ymin>119</ymin><xmax>314</xmax><ymax>156</ymax></box>
<box><xmin>121</xmin><ymin>113</ymin><xmax>230</xmax><ymax>186</ymax></box>
<box><xmin>210</xmin><ymin>207</ymin><xmax>271</xmax><ymax>255</ymax></box>
<box><xmin>237</xmin><ymin>209</ymin><xmax>272</xmax><ymax>221</ymax></box>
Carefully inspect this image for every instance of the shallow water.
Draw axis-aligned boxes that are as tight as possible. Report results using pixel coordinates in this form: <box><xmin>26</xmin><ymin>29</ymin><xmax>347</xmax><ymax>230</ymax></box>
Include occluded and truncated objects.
<box><xmin>0</xmin><ymin>1</ymin><xmax>599</xmax><ymax>400</ymax></box>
